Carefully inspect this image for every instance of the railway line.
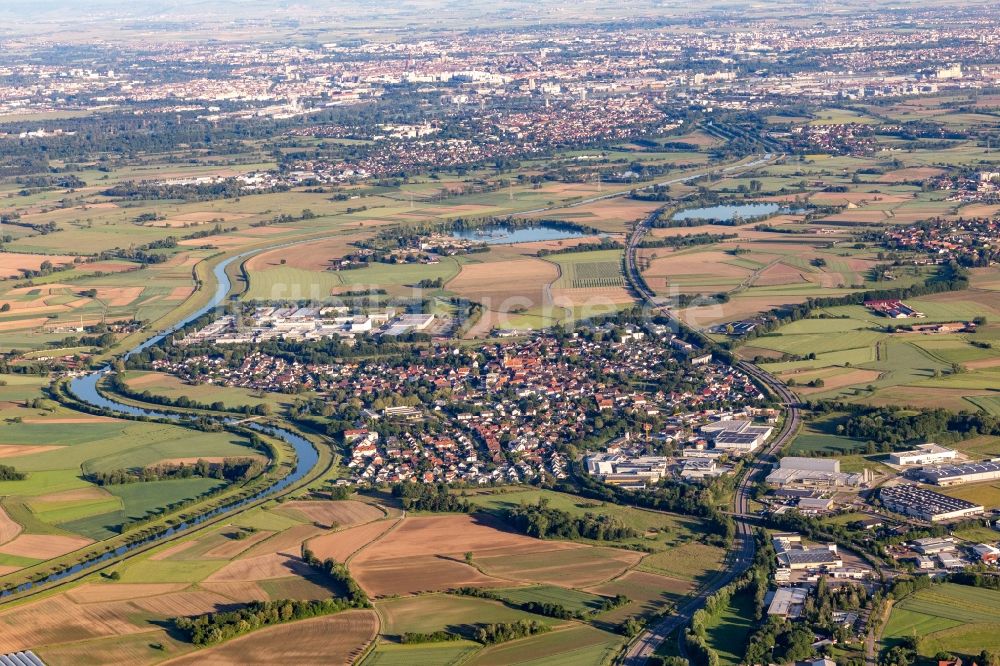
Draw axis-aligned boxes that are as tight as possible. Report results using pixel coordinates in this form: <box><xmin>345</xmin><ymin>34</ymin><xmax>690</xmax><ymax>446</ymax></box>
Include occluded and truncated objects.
<box><xmin>620</xmin><ymin>154</ymin><xmax>801</xmax><ymax>665</ymax></box>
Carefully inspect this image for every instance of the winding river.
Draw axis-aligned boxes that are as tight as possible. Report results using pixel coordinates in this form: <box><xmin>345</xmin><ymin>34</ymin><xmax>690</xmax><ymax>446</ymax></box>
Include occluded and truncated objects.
<box><xmin>1</xmin><ymin>250</ymin><xmax>320</xmax><ymax>599</ymax></box>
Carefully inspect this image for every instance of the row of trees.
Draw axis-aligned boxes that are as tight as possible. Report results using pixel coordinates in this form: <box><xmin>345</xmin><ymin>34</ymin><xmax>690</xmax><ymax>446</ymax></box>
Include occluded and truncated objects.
<box><xmin>87</xmin><ymin>457</ymin><xmax>264</xmax><ymax>487</ymax></box>
<box><xmin>503</xmin><ymin>499</ymin><xmax>638</xmax><ymax>541</ymax></box>
<box><xmin>391</xmin><ymin>483</ymin><xmax>473</xmax><ymax>512</ymax></box>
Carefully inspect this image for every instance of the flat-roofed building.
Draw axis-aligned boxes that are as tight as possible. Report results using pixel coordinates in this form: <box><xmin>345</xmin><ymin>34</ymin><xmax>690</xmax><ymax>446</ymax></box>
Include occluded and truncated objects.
<box><xmin>916</xmin><ymin>460</ymin><xmax>1000</xmax><ymax>486</ymax></box>
<box><xmin>879</xmin><ymin>485</ymin><xmax>984</xmax><ymax>522</ymax></box>
<box><xmin>911</xmin><ymin>536</ymin><xmax>956</xmax><ymax>554</ymax></box>
<box><xmin>766</xmin><ymin>457</ymin><xmax>869</xmax><ymax>489</ymax></box>
<box><xmin>704</xmin><ymin>420</ymin><xmax>773</xmax><ymax>453</ymax></box>
<box><xmin>889</xmin><ymin>443</ymin><xmax>957</xmax><ymax>466</ymax></box>
<box><xmin>767</xmin><ymin>587</ymin><xmax>809</xmax><ymax>618</ymax></box>
<box><xmin>780</xmin><ymin>457</ymin><xmax>840</xmax><ymax>473</ymax></box>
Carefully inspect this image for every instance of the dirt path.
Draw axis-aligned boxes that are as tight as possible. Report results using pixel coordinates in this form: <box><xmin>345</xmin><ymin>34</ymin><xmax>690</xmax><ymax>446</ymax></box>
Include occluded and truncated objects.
<box><xmin>0</xmin><ymin>505</ymin><xmax>23</xmax><ymax>547</ymax></box>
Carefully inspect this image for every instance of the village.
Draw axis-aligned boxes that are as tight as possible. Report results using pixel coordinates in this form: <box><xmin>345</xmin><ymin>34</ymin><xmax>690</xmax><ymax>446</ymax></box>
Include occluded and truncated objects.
<box><xmin>147</xmin><ymin>321</ymin><xmax>770</xmax><ymax>486</ymax></box>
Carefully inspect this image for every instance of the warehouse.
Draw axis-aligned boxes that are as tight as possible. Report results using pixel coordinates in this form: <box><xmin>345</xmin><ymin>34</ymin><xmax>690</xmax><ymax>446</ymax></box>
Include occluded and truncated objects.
<box><xmin>766</xmin><ymin>457</ymin><xmax>870</xmax><ymax>489</ymax></box>
<box><xmin>915</xmin><ymin>460</ymin><xmax>1000</xmax><ymax>486</ymax></box>
<box><xmin>889</xmin><ymin>443</ymin><xmax>957</xmax><ymax>466</ymax></box>
<box><xmin>879</xmin><ymin>485</ymin><xmax>984</xmax><ymax>522</ymax></box>
<box><xmin>703</xmin><ymin>420</ymin><xmax>773</xmax><ymax>453</ymax></box>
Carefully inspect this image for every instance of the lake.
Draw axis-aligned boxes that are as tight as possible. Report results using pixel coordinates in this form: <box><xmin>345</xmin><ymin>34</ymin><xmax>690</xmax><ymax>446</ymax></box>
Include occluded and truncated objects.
<box><xmin>671</xmin><ymin>203</ymin><xmax>783</xmax><ymax>223</ymax></box>
<box><xmin>450</xmin><ymin>223</ymin><xmax>592</xmax><ymax>245</ymax></box>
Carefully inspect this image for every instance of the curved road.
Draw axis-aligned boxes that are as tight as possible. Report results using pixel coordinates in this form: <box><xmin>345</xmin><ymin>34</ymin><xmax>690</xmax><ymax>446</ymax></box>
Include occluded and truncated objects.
<box><xmin>620</xmin><ymin>154</ymin><xmax>801</xmax><ymax>664</ymax></box>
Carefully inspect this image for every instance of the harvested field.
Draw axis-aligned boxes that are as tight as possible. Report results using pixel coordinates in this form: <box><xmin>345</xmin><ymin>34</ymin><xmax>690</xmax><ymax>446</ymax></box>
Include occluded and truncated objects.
<box><xmin>958</xmin><ymin>204</ymin><xmax>1000</xmax><ymax>218</ymax></box>
<box><xmin>476</xmin><ymin>545</ymin><xmax>642</xmax><ymax>588</ymax></box>
<box><xmin>809</xmin><ymin>191</ymin><xmax>911</xmax><ymax>205</ymax></box>
<box><xmin>0</xmin><ymin>533</ymin><xmax>92</xmax><ymax>559</ymax></box>
<box><xmin>0</xmin><ymin>594</ymin><xmax>140</xmax><ymax>652</ymax></box>
<box><xmin>82</xmin><ymin>261</ymin><xmax>137</xmax><ymax>273</ymax></box>
<box><xmin>0</xmin><ymin>444</ymin><xmax>65</xmax><ymax>458</ymax></box>
<box><xmin>792</xmin><ymin>368</ymin><xmax>883</xmax><ymax>394</ymax></box>
<box><xmin>205</xmin><ymin>552</ymin><xmax>313</xmax><ymax>582</ymax></box>
<box><xmin>510</xmin><ymin>235</ymin><xmax>608</xmax><ymax>254</ymax></box>
<box><xmin>275</xmin><ymin>500</ymin><xmax>384</xmax><ymax>529</ymax></box>
<box><xmin>820</xmin><ymin>210</ymin><xmax>889</xmax><ymax>224</ymax></box>
<box><xmin>246</xmin><ymin>234</ymin><xmax>370</xmax><ymax>272</ymax></box>
<box><xmin>550</xmin><ymin>286</ymin><xmax>635</xmax><ymax>309</ymax></box>
<box><xmin>307</xmin><ymin>518</ymin><xmax>400</xmax><ymax>563</ymax></box>
<box><xmin>32</xmin><ymin>487</ymin><xmax>111</xmax><ymax>503</ymax></box>
<box><xmin>131</xmin><ymin>589</ymin><xmax>238</xmax><ymax>617</ymax></box>
<box><xmin>752</xmin><ymin>262</ymin><xmax>806</xmax><ymax>287</ymax></box>
<box><xmin>0</xmin><ymin>317</ymin><xmax>50</xmax><ymax>332</ymax></box>
<box><xmin>680</xmin><ymin>294</ymin><xmax>817</xmax><ymax>327</ymax></box>
<box><xmin>0</xmin><ymin>505</ymin><xmax>22</xmax><ymax>545</ymax></box>
<box><xmin>163</xmin><ymin>610</ymin><xmax>378</xmax><ymax>666</ymax></box>
<box><xmin>0</xmin><ymin>253</ymin><xmax>77</xmax><ymax>279</ymax></box>
<box><xmin>877</xmin><ymin>167</ymin><xmax>945</xmax><ymax>183</ymax></box>
<box><xmin>149</xmin><ymin>540</ymin><xmax>197</xmax><ymax>561</ymax></box>
<box><xmin>585</xmin><ymin>570</ymin><xmax>693</xmax><ymax>623</ymax></box>
<box><xmin>66</xmin><ymin>583</ymin><xmax>188</xmax><ymax>604</ymax></box>
<box><xmin>448</xmin><ymin>258</ymin><xmax>557</xmax><ymax>312</ymax></box>
<box><xmin>201</xmin><ymin>529</ymin><xmax>275</xmax><ymax>559</ymax></box>
<box><xmin>199</xmin><ymin>581</ymin><xmax>270</xmax><ymax>603</ymax></box>
<box><xmin>351</xmin><ymin>514</ymin><xmax>585</xmax><ymax>597</ymax></box>
<box><xmin>353</xmin><ymin>552</ymin><xmax>507</xmax><ymax>597</ymax></box>
<box><xmin>95</xmin><ymin>286</ymin><xmax>144</xmax><ymax>307</ymax></box>
<box><xmin>238</xmin><ymin>524</ymin><xmax>323</xmax><ymax>559</ymax></box>
<box><xmin>160</xmin><ymin>211</ymin><xmax>252</xmax><ymax>226</ymax></box>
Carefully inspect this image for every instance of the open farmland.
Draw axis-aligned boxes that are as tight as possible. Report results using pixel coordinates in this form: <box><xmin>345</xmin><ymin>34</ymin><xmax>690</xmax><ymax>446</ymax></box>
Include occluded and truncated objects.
<box><xmin>883</xmin><ymin>583</ymin><xmax>1000</xmax><ymax>657</ymax></box>
<box><xmin>162</xmin><ymin>611</ymin><xmax>379</xmax><ymax>666</ymax></box>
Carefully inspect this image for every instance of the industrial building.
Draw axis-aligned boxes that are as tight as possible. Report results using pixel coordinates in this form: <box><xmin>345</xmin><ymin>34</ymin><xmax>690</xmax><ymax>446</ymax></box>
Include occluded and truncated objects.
<box><xmin>914</xmin><ymin>460</ymin><xmax>1000</xmax><ymax>486</ymax></box>
<box><xmin>889</xmin><ymin>443</ymin><xmax>957</xmax><ymax>466</ymax></box>
<box><xmin>701</xmin><ymin>419</ymin><xmax>773</xmax><ymax>453</ymax></box>
<box><xmin>879</xmin><ymin>485</ymin><xmax>984</xmax><ymax>522</ymax></box>
<box><xmin>773</xmin><ymin>533</ymin><xmax>843</xmax><ymax>570</ymax></box>
<box><xmin>766</xmin><ymin>456</ymin><xmax>870</xmax><ymax>489</ymax></box>
<box><xmin>585</xmin><ymin>453</ymin><xmax>669</xmax><ymax>486</ymax></box>
<box><xmin>766</xmin><ymin>587</ymin><xmax>809</xmax><ymax>618</ymax></box>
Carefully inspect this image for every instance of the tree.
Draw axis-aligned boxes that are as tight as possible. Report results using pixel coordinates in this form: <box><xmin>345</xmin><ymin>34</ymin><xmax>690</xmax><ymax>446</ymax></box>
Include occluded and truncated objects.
<box><xmin>465</xmin><ymin>551</ymin><xmax>474</xmax><ymax>565</ymax></box>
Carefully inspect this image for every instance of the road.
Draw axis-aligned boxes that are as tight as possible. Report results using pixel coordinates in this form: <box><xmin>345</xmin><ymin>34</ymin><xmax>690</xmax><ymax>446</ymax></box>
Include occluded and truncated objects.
<box><xmin>620</xmin><ymin>153</ymin><xmax>802</xmax><ymax>664</ymax></box>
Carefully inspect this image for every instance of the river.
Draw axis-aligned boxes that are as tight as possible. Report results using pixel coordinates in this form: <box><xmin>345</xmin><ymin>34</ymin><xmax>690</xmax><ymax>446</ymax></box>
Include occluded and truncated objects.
<box><xmin>1</xmin><ymin>250</ymin><xmax>320</xmax><ymax>599</ymax></box>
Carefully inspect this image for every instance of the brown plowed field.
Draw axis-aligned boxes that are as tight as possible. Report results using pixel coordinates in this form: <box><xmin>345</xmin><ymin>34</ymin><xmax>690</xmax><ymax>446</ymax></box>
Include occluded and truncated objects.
<box><xmin>162</xmin><ymin>610</ymin><xmax>379</xmax><ymax>666</ymax></box>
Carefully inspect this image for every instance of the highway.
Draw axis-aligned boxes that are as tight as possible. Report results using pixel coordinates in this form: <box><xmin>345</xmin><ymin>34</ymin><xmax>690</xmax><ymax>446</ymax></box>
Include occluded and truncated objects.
<box><xmin>619</xmin><ymin>154</ymin><xmax>801</xmax><ymax>664</ymax></box>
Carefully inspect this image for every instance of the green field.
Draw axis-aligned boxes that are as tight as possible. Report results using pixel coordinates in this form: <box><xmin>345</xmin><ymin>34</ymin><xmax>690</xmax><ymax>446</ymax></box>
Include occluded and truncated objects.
<box><xmin>704</xmin><ymin>589</ymin><xmax>756</xmax><ymax>666</ymax></box>
<box><xmin>789</xmin><ymin>413</ymin><xmax>866</xmax><ymax>455</ymax></box>
<box><xmin>460</xmin><ymin>487</ymin><xmax>707</xmax><ymax>551</ymax></box>
<box><xmin>362</xmin><ymin>642</ymin><xmax>482</xmax><ymax>666</ymax></box>
<box><xmin>469</xmin><ymin>624</ymin><xmax>624</xmax><ymax>666</ymax></box>
<box><xmin>377</xmin><ymin>594</ymin><xmax>557</xmax><ymax>637</ymax></box>
<box><xmin>491</xmin><ymin>585</ymin><xmax>608</xmax><ymax>614</ymax></box>
<box><xmin>884</xmin><ymin>583</ymin><xmax>1000</xmax><ymax>657</ymax></box>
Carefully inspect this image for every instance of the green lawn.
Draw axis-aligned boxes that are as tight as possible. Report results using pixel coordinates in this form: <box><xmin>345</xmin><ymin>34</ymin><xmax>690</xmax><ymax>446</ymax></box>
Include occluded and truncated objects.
<box><xmin>704</xmin><ymin>589</ymin><xmax>756</xmax><ymax>666</ymax></box>
<box><xmin>491</xmin><ymin>585</ymin><xmax>608</xmax><ymax>614</ymax></box>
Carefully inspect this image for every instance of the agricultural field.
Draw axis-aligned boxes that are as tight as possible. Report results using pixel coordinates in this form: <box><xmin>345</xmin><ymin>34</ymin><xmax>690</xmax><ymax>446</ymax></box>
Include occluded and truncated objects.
<box><xmin>0</xmin><ymin>497</ymin><xmax>392</xmax><ymax>662</ymax></box>
<box><xmin>0</xmin><ymin>391</ymin><xmax>271</xmax><ymax>569</ymax></box>
<box><xmin>122</xmin><ymin>370</ymin><xmax>295</xmax><ymax>413</ymax></box>
<box><xmin>883</xmin><ymin>583</ymin><xmax>1000</xmax><ymax>659</ymax></box>
<box><xmin>748</xmin><ymin>277</ymin><xmax>1000</xmax><ymax>413</ymax></box>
